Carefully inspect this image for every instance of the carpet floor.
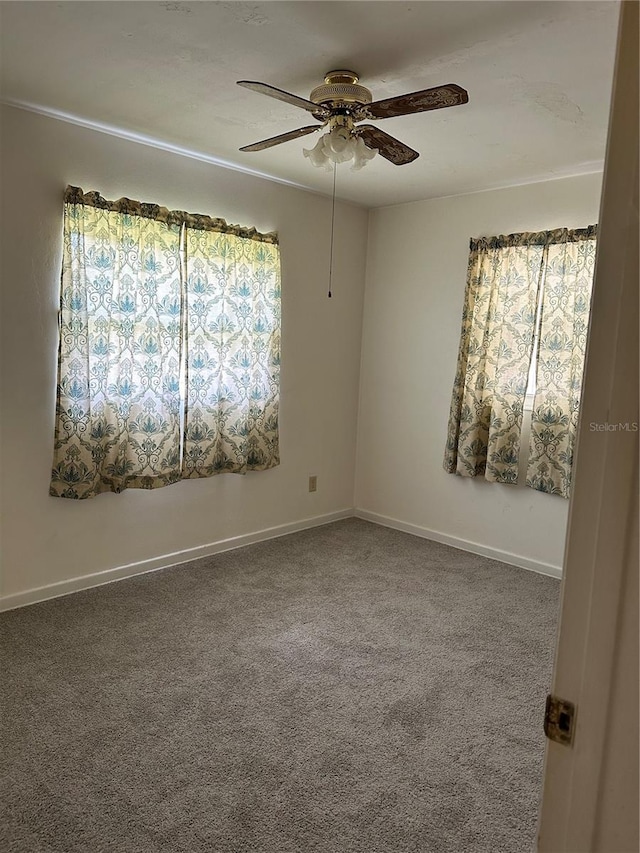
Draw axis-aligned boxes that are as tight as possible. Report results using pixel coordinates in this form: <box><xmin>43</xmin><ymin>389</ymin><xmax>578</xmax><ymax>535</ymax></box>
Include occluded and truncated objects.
<box><xmin>1</xmin><ymin>518</ymin><xmax>559</xmax><ymax>853</ymax></box>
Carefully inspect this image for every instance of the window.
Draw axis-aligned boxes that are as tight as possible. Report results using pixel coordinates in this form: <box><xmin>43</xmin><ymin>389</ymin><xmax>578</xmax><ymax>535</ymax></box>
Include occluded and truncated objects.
<box><xmin>444</xmin><ymin>226</ymin><xmax>597</xmax><ymax>498</ymax></box>
<box><xmin>50</xmin><ymin>186</ymin><xmax>281</xmax><ymax>500</ymax></box>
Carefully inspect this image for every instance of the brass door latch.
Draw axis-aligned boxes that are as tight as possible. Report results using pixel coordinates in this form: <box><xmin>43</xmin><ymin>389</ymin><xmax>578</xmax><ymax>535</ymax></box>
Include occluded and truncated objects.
<box><xmin>544</xmin><ymin>694</ymin><xmax>576</xmax><ymax>746</ymax></box>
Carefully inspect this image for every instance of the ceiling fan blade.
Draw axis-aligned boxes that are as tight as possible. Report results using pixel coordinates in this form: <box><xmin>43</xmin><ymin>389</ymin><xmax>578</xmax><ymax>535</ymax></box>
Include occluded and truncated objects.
<box><xmin>363</xmin><ymin>83</ymin><xmax>468</xmax><ymax>119</ymax></box>
<box><xmin>237</xmin><ymin>81</ymin><xmax>328</xmax><ymax>117</ymax></box>
<box><xmin>357</xmin><ymin>125</ymin><xmax>419</xmax><ymax>165</ymax></box>
<box><xmin>239</xmin><ymin>125</ymin><xmax>320</xmax><ymax>152</ymax></box>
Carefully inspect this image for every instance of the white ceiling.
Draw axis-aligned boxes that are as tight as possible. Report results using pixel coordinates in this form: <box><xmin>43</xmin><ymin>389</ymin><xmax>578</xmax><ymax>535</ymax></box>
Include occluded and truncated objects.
<box><xmin>1</xmin><ymin>1</ymin><xmax>619</xmax><ymax>208</ymax></box>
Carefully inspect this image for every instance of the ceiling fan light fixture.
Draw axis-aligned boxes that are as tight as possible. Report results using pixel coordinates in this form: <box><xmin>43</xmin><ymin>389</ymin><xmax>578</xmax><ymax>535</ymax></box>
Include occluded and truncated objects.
<box><xmin>351</xmin><ymin>135</ymin><xmax>377</xmax><ymax>171</ymax></box>
<box><xmin>326</xmin><ymin>126</ymin><xmax>351</xmax><ymax>156</ymax></box>
<box><xmin>303</xmin><ymin>127</ymin><xmax>377</xmax><ymax>171</ymax></box>
<box><xmin>303</xmin><ymin>134</ymin><xmax>334</xmax><ymax>170</ymax></box>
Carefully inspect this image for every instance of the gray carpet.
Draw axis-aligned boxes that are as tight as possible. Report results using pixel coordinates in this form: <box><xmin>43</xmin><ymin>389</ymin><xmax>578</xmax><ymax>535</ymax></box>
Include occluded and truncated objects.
<box><xmin>1</xmin><ymin>518</ymin><xmax>559</xmax><ymax>853</ymax></box>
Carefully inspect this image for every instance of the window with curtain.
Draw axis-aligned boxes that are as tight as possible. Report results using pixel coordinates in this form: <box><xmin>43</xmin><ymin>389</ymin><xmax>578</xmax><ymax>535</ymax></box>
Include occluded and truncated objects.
<box><xmin>50</xmin><ymin>186</ymin><xmax>281</xmax><ymax>500</ymax></box>
<box><xmin>444</xmin><ymin>226</ymin><xmax>597</xmax><ymax>499</ymax></box>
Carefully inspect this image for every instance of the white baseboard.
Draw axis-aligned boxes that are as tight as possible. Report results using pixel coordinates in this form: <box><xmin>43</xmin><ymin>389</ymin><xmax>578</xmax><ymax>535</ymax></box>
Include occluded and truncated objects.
<box><xmin>0</xmin><ymin>508</ymin><xmax>354</xmax><ymax>612</ymax></box>
<box><xmin>1</xmin><ymin>506</ymin><xmax>561</xmax><ymax>612</ymax></box>
<box><xmin>354</xmin><ymin>509</ymin><xmax>563</xmax><ymax>579</ymax></box>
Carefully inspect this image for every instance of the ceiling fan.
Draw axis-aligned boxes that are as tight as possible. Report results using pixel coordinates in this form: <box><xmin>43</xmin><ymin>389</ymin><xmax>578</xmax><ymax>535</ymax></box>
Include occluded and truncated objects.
<box><xmin>237</xmin><ymin>71</ymin><xmax>469</xmax><ymax>167</ymax></box>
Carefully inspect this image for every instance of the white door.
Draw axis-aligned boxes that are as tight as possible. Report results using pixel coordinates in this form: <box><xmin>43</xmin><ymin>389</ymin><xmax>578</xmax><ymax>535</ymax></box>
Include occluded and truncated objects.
<box><xmin>537</xmin><ymin>2</ymin><xmax>639</xmax><ymax>851</ymax></box>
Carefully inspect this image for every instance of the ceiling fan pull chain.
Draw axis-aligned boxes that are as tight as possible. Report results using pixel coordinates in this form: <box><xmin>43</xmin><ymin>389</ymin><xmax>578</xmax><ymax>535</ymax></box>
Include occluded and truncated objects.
<box><xmin>328</xmin><ymin>163</ymin><xmax>337</xmax><ymax>298</ymax></box>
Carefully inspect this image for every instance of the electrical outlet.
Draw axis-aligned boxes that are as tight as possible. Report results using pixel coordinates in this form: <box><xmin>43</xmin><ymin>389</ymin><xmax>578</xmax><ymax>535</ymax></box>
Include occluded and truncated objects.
<box><xmin>308</xmin><ymin>475</ymin><xmax>318</xmax><ymax>493</ymax></box>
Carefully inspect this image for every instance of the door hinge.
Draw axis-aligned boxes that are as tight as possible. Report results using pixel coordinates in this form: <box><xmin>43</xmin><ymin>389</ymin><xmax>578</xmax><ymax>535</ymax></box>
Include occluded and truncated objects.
<box><xmin>544</xmin><ymin>694</ymin><xmax>576</xmax><ymax>746</ymax></box>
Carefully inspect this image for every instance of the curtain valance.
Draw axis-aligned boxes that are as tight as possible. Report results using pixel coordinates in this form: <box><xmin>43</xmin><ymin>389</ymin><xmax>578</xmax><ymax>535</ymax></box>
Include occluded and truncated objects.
<box><xmin>64</xmin><ymin>186</ymin><xmax>279</xmax><ymax>244</ymax></box>
<box><xmin>471</xmin><ymin>225</ymin><xmax>597</xmax><ymax>252</ymax></box>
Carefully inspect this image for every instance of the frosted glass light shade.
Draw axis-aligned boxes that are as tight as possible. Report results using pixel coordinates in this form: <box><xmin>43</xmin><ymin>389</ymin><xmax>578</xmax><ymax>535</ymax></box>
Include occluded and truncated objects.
<box><xmin>303</xmin><ymin>128</ymin><xmax>377</xmax><ymax>171</ymax></box>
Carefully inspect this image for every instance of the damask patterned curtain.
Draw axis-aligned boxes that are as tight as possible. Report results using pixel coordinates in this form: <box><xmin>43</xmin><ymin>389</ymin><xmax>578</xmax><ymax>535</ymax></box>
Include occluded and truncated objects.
<box><xmin>182</xmin><ymin>223</ymin><xmax>281</xmax><ymax>477</ymax></box>
<box><xmin>526</xmin><ymin>230</ymin><xmax>597</xmax><ymax>497</ymax></box>
<box><xmin>444</xmin><ymin>226</ymin><xmax>596</xmax><ymax>497</ymax></box>
<box><xmin>50</xmin><ymin>189</ymin><xmax>184</xmax><ymax>498</ymax></box>
<box><xmin>50</xmin><ymin>187</ymin><xmax>280</xmax><ymax>500</ymax></box>
<box><xmin>443</xmin><ymin>234</ymin><xmax>545</xmax><ymax>484</ymax></box>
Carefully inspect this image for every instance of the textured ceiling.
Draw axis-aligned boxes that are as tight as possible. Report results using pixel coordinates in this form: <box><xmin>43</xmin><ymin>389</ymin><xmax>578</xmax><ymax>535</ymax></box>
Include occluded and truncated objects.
<box><xmin>0</xmin><ymin>1</ymin><xmax>620</xmax><ymax>208</ymax></box>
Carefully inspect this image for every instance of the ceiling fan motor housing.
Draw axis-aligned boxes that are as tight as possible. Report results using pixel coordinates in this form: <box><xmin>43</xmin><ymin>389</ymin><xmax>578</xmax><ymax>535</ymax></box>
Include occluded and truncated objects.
<box><xmin>310</xmin><ymin>70</ymin><xmax>372</xmax><ymax>108</ymax></box>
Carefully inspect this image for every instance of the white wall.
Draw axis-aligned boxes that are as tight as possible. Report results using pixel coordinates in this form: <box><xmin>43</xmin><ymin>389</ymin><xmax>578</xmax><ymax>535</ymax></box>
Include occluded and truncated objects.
<box><xmin>0</xmin><ymin>104</ymin><xmax>604</xmax><ymax>605</ymax></box>
<box><xmin>0</xmin><ymin>105</ymin><xmax>368</xmax><ymax>605</ymax></box>
<box><xmin>355</xmin><ymin>173</ymin><xmax>603</xmax><ymax>573</ymax></box>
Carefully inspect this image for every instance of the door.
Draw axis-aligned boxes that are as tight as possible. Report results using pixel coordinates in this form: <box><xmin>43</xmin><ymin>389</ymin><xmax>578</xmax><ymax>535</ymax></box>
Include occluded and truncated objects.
<box><xmin>537</xmin><ymin>2</ymin><xmax>639</xmax><ymax>850</ymax></box>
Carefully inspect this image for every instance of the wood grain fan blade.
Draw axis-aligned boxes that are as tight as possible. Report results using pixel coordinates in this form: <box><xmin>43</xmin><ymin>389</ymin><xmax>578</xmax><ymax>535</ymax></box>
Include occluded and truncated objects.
<box><xmin>357</xmin><ymin>125</ymin><xmax>419</xmax><ymax>165</ymax></box>
<box><xmin>364</xmin><ymin>83</ymin><xmax>468</xmax><ymax>119</ymax></box>
<box><xmin>237</xmin><ymin>81</ymin><xmax>328</xmax><ymax>117</ymax></box>
<box><xmin>239</xmin><ymin>125</ymin><xmax>320</xmax><ymax>152</ymax></box>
